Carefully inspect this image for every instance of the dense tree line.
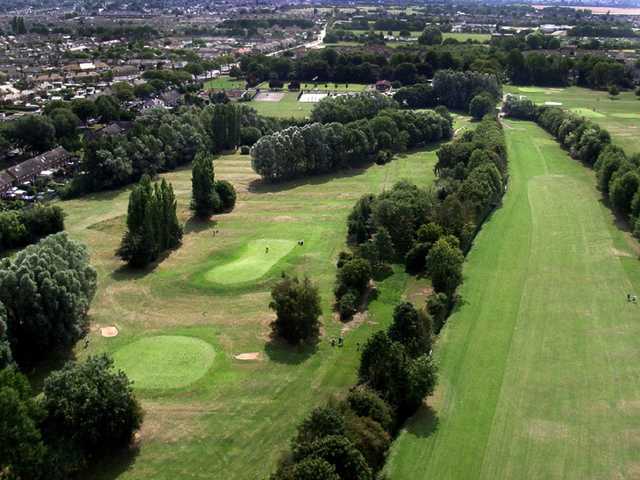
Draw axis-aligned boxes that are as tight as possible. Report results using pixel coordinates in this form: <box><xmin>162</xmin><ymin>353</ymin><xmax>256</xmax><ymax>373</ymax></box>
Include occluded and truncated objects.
<box><xmin>0</xmin><ymin>96</ymin><xmax>132</xmax><ymax>157</ymax></box>
<box><xmin>251</xmin><ymin>108</ymin><xmax>453</xmax><ymax>182</ymax></box>
<box><xmin>237</xmin><ymin>37</ymin><xmax>633</xmax><ymax>92</ymax></box>
<box><xmin>310</xmin><ymin>93</ymin><xmax>398</xmax><ymax>124</ymax></box>
<box><xmin>344</xmin><ymin>118</ymin><xmax>507</xmax><ymax>330</ymax></box>
<box><xmin>117</xmin><ymin>175</ymin><xmax>182</xmax><ymax>268</ymax></box>
<box><xmin>272</xmin><ymin>117</ymin><xmax>508</xmax><ymax>479</ymax></box>
<box><xmin>238</xmin><ymin>46</ymin><xmax>498</xmax><ymax>87</ymax></box>
<box><xmin>77</xmin><ymin>104</ymin><xmax>243</xmax><ymax>193</ymax></box>
<box><xmin>271</xmin><ymin>301</ymin><xmax>435</xmax><ymax>480</ymax></box>
<box><xmin>569</xmin><ymin>22</ymin><xmax>637</xmax><ymax>38</ymax></box>
<box><xmin>432</xmin><ymin>70</ymin><xmax>502</xmax><ymax>111</ymax></box>
<box><xmin>0</xmin><ymin>204</ymin><xmax>64</xmax><ymax>253</ymax></box>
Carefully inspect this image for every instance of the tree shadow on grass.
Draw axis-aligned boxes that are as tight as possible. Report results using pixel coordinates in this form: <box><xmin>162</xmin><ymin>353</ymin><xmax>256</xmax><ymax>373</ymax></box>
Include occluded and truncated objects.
<box><xmin>83</xmin><ymin>443</ymin><xmax>140</xmax><ymax>480</ymax></box>
<box><xmin>264</xmin><ymin>336</ymin><xmax>318</xmax><ymax>365</ymax></box>
<box><xmin>248</xmin><ymin>167</ymin><xmax>369</xmax><ymax>194</ymax></box>
<box><xmin>404</xmin><ymin>404</ymin><xmax>439</xmax><ymax>439</ymax></box>
<box><xmin>184</xmin><ymin>216</ymin><xmax>218</xmax><ymax>234</ymax></box>
<box><xmin>26</xmin><ymin>348</ymin><xmax>77</xmax><ymax>394</ymax></box>
<box><xmin>109</xmin><ymin>249</ymin><xmax>174</xmax><ymax>282</ymax></box>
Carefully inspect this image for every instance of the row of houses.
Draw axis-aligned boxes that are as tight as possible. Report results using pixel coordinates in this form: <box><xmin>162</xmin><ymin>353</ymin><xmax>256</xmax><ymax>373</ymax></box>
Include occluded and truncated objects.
<box><xmin>0</xmin><ymin>146</ymin><xmax>76</xmax><ymax>196</ymax></box>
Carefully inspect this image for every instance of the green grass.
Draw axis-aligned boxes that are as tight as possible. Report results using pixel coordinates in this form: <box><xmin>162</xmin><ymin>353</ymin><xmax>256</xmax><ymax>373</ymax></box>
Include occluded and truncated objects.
<box><xmin>112</xmin><ymin>335</ymin><xmax>216</xmax><ymax>389</ymax></box>
<box><xmin>571</xmin><ymin>107</ymin><xmax>606</xmax><ymax>118</ymax></box>
<box><xmin>505</xmin><ymin>85</ymin><xmax>640</xmax><ymax>154</ymax></box>
<box><xmin>443</xmin><ymin>32</ymin><xmax>491</xmax><ymax>42</ymax></box>
<box><xmin>249</xmin><ymin>91</ymin><xmax>314</xmax><ymax>118</ymax></box>
<box><xmin>204</xmin><ymin>238</ymin><xmax>296</xmax><ymax>285</ymax></box>
<box><xmin>59</xmin><ymin>124</ymin><xmax>470</xmax><ymax>478</ymax></box>
<box><xmin>203</xmin><ymin>76</ymin><xmax>246</xmax><ymax>90</ymax></box>
<box><xmin>386</xmin><ymin>120</ymin><xmax>640</xmax><ymax>480</ymax></box>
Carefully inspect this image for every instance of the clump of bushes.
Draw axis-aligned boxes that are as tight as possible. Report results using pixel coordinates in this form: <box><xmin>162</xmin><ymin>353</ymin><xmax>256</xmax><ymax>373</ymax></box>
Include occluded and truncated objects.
<box><xmin>0</xmin><ymin>204</ymin><xmax>64</xmax><ymax>252</ymax></box>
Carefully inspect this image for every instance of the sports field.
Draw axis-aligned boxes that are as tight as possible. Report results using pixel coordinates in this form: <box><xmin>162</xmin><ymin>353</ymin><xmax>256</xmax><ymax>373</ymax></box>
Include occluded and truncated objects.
<box><xmin>203</xmin><ymin>76</ymin><xmax>246</xmax><ymax>90</ymax></box>
<box><xmin>505</xmin><ymin>85</ymin><xmax>640</xmax><ymax>154</ymax></box>
<box><xmin>386</xmin><ymin>120</ymin><xmax>640</xmax><ymax>479</ymax></box>
<box><xmin>250</xmin><ymin>91</ymin><xmax>314</xmax><ymax>118</ymax></box>
<box><xmin>60</xmin><ymin>143</ymin><xmax>449</xmax><ymax>479</ymax></box>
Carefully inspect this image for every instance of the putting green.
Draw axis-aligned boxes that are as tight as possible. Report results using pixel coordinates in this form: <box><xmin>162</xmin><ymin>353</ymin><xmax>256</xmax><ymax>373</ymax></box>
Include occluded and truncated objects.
<box><xmin>112</xmin><ymin>336</ymin><xmax>215</xmax><ymax>389</ymax></box>
<box><xmin>517</xmin><ymin>87</ymin><xmax>548</xmax><ymax>94</ymax></box>
<box><xmin>571</xmin><ymin>107</ymin><xmax>605</xmax><ymax>118</ymax></box>
<box><xmin>205</xmin><ymin>239</ymin><xmax>296</xmax><ymax>285</ymax></box>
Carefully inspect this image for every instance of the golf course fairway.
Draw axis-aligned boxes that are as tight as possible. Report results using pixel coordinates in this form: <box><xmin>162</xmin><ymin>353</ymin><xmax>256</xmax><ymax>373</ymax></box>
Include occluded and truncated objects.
<box><xmin>204</xmin><ymin>238</ymin><xmax>296</xmax><ymax>285</ymax></box>
<box><xmin>113</xmin><ymin>336</ymin><xmax>216</xmax><ymax>389</ymax></box>
<box><xmin>386</xmin><ymin>120</ymin><xmax>640</xmax><ymax>480</ymax></box>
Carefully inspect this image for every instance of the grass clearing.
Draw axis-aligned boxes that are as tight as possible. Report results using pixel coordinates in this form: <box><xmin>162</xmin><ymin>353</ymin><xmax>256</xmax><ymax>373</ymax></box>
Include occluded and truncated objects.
<box><xmin>570</xmin><ymin>107</ymin><xmax>606</xmax><ymax>118</ymax></box>
<box><xmin>249</xmin><ymin>91</ymin><xmax>314</xmax><ymax>118</ymax></box>
<box><xmin>59</xmin><ymin>119</ymin><xmax>471</xmax><ymax>478</ymax></box>
<box><xmin>203</xmin><ymin>76</ymin><xmax>245</xmax><ymax>90</ymax></box>
<box><xmin>113</xmin><ymin>336</ymin><xmax>216</xmax><ymax>389</ymax></box>
<box><xmin>505</xmin><ymin>85</ymin><xmax>640</xmax><ymax>154</ymax></box>
<box><xmin>204</xmin><ymin>238</ymin><xmax>296</xmax><ymax>285</ymax></box>
<box><xmin>386</xmin><ymin>119</ymin><xmax>640</xmax><ymax>480</ymax></box>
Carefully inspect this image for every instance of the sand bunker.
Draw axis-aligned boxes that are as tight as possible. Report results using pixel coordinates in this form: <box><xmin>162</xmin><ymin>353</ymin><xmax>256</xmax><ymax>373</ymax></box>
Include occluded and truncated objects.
<box><xmin>234</xmin><ymin>352</ymin><xmax>261</xmax><ymax>361</ymax></box>
<box><xmin>101</xmin><ymin>326</ymin><xmax>119</xmax><ymax>337</ymax></box>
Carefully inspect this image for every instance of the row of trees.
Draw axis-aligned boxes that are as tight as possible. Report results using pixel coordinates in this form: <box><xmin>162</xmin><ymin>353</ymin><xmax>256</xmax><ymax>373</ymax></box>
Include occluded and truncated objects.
<box><xmin>236</xmin><ymin>39</ymin><xmax>634</xmax><ymax>92</ymax></box>
<box><xmin>0</xmin><ymin>204</ymin><xmax>64</xmax><ymax>252</ymax></box>
<box><xmin>344</xmin><ymin>118</ymin><xmax>507</xmax><ymax>331</ymax></box>
<box><xmin>78</xmin><ymin>104</ymin><xmax>241</xmax><ymax>193</ymax></box>
<box><xmin>271</xmin><ymin>301</ymin><xmax>436</xmax><ymax>479</ymax></box>
<box><xmin>265</xmin><ymin>102</ymin><xmax>509</xmax><ymax>480</ymax></box>
<box><xmin>251</xmin><ymin>108</ymin><xmax>453</xmax><ymax>182</ymax></box>
<box><xmin>310</xmin><ymin>92</ymin><xmax>398</xmax><ymax>125</ymax></box>
<box><xmin>237</xmin><ymin>46</ymin><xmax>499</xmax><ymax>87</ymax></box>
<box><xmin>0</xmin><ymin>95</ymin><xmax>131</xmax><ymax>156</ymax></box>
<box><xmin>432</xmin><ymin>70</ymin><xmax>502</xmax><ymax>111</ymax></box>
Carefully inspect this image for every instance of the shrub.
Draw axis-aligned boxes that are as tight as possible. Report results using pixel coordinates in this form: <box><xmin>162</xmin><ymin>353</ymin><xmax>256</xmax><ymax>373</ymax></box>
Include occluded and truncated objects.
<box><xmin>427</xmin><ymin>292</ymin><xmax>449</xmax><ymax>333</ymax></box>
<box><xmin>343</xmin><ymin>414</ymin><xmax>390</xmax><ymax>470</ymax></box>
<box><xmin>269</xmin><ymin>276</ymin><xmax>322</xmax><ymax>345</ymax></box>
<box><xmin>295</xmin><ymin>406</ymin><xmax>346</xmax><ymax>446</ymax></box>
<box><xmin>42</xmin><ymin>354</ymin><xmax>143</xmax><ymax>457</ymax></box>
<box><xmin>240</xmin><ymin>126</ymin><xmax>262</xmax><ymax>146</ymax></box>
<box><xmin>338</xmin><ymin>291</ymin><xmax>359</xmax><ymax>320</ymax></box>
<box><xmin>293</xmin><ymin>435</ymin><xmax>372</xmax><ymax>480</ymax></box>
<box><xmin>215</xmin><ymin>180</ymin><xmax>237</xmax><ymax>212</ymax></box>
<box><xmin>346</xmin><ymin>386</ymin><xmax>394</xmax><ymax>433</ymax></box>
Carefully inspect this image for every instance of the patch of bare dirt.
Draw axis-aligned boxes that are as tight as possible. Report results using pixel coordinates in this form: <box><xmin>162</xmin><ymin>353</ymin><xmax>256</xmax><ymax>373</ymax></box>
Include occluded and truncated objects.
<box><xmin>273</xmin><ymin>215</ymin><xmax>297</xmax><ymax>222</ymax></box>
<box><xmin>528</xmin><ymin>419</ymin><xmax>569</xmax><ymax>441</ymax></box>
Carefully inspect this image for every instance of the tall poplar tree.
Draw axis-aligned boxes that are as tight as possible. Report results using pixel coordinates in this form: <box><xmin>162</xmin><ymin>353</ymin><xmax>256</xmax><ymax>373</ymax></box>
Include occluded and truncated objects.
<box><xmin>191</xmin><ymin>152</ymin><xmax>220</xmax><ymax>218</ymax></box>
<box><xmin>117</xmin><ymin>175</ymin><xmax>182</xmax><ymax>267</ymax></box>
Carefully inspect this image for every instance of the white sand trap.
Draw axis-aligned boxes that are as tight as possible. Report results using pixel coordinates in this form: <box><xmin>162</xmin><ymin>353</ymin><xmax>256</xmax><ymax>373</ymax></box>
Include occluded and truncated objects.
<box><xmin>101</xmin><ymin>326</ymin><xmax>119</xmax><ymax>337</ymax></box>
<box><xmin>234</xmin><ymin>352</ymin><xmax>261</xmax><ymax>361</ymax></box>
<box><xmin>544</xmin><ymin>101</ymin><xmax>563</xmax><ymax>106</ymax></box>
